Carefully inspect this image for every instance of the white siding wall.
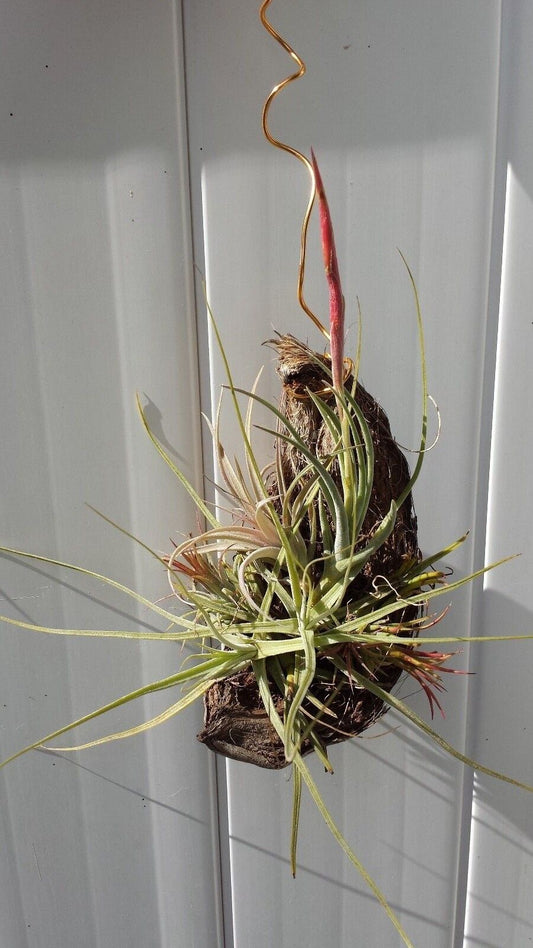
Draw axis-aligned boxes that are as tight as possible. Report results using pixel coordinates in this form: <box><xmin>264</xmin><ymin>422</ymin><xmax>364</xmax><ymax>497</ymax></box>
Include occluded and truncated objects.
<box><xmin>0</xmin><ymin>2</ymin><xmax>531</xmax><ymax>946</ymax></box>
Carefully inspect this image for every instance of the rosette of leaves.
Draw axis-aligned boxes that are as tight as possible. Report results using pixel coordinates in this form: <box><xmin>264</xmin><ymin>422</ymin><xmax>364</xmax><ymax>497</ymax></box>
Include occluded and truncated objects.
<box><xmin>198</xmin><ymin>328</ymin><xmax>423</xmax><ymax>768</ymax></box>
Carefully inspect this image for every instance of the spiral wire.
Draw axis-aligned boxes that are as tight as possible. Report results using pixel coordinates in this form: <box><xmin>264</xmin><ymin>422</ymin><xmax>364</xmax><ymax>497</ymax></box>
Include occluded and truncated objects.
<box><xmin>259</xmin><ymin>0</ymin><xmax>329</xmax><ymax>341</ymax></box>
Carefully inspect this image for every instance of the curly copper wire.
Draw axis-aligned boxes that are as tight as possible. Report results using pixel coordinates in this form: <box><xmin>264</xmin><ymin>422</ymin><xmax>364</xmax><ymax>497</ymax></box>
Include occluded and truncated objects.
<box><xmin>259</xmin><ymin>0</ymin><xmax>329</xmax><ymax>341</ymax></box>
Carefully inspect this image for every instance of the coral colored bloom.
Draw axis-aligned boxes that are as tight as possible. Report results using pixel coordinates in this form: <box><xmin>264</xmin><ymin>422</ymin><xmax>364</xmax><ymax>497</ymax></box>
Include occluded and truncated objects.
<box><xmin>311</xmin><ymin>149</ymin><xmax>345</xmax><ymax>391</ymax></box>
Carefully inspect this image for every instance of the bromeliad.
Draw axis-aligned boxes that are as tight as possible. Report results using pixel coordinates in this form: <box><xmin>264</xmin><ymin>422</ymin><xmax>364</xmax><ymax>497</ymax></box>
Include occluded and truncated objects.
<box><xmin>1</xmin><ymin>4</ymin><xmax>533</xmax><ymax>948</ymax></box>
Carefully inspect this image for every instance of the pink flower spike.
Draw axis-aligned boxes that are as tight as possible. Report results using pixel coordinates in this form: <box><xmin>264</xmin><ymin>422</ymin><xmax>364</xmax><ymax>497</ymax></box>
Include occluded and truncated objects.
<box><xmin>311</xmin><ymin>149</ymin><xmax>345</xmax><ymax>392</ymax></box>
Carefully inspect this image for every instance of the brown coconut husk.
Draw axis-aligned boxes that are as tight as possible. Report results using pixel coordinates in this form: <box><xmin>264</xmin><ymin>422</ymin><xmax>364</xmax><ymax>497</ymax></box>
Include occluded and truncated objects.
<box><xmin>197</xmin><ymin>334</ymin><xmax>420</xmax><ymax>769</ymax></box>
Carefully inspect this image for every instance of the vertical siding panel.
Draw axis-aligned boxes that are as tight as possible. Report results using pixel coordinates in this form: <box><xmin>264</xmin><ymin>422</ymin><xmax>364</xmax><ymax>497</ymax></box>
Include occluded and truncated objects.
<box><xmin>464</xmin><ymin>2</ymin><xmax>533</xmax><ymax>945</ymax></box>
<box><xmin>0</xmin><ymin>2</ymin><xmax>221</xmax><ymax>946</ymax></box>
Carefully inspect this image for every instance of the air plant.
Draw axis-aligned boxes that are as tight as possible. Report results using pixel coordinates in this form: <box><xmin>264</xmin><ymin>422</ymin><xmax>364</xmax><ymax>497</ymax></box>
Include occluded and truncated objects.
<box><xmin>1</xmin><ymin>3</ymin><xmax>533</xmax><ymax>947</ymax></box>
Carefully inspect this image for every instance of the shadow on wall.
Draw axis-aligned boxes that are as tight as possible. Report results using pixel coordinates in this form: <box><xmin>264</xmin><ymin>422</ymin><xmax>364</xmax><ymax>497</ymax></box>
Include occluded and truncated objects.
<box><xmin>470</xmin><ymin>589</ymin><xmax>533</xmax><ymax>843</ymax></box>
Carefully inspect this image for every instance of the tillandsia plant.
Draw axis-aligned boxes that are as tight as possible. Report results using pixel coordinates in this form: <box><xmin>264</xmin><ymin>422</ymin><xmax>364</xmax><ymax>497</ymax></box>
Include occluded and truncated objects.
<box><xmin>2</xmin><ymin>4</ymin><xmax>533</xmax><ymax>947</ymax></box>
